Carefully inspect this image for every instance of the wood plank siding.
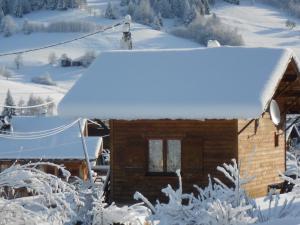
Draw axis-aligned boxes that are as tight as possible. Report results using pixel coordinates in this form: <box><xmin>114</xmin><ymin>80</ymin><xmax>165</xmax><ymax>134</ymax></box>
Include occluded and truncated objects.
<box><xmin>110</xmin><ymin>119</ymin><xmax>238</xmax><ymax>203</ymax></box>
<box><xmin>238</xmin><ymin>113</ymin><xmax>285</xmax><ymax>197</ymax></box>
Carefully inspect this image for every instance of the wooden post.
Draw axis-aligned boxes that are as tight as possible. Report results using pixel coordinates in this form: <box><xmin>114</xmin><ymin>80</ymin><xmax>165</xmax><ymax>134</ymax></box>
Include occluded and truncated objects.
<box><xmin>78</xmin><ymin>119</ymin><xmax>93</xmax><ymax>183</ymax></box>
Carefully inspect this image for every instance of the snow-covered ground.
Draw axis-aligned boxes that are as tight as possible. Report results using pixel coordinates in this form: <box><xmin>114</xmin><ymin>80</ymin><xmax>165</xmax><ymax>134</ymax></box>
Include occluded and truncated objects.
<box><xmin>213</xmin><ymin>0</ymin><xmax>300</xmax><ymax>57</ymax></box>
<box><xmin>0</xmin><ymin>0</ymin><xmax>199</xmax><ymax>108</ymax></box>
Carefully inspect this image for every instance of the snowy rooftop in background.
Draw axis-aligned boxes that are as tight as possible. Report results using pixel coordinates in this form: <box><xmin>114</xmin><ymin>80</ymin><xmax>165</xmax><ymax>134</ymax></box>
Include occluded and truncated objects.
<box><xmin>0</xmin><ymin>116</ymin><xmax>102</xmax><ymax>160</ymax></box>
<box><xmin>59</xmin><ymin>47</ymin><xmax>299</xmax><ymax>119</ymax></box>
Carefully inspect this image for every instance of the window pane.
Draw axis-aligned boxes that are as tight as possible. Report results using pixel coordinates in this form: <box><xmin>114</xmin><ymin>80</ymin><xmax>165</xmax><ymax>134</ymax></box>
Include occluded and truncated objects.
<box><xmin>167</xmin><ymin>140</ymin><xmax>181</xmax><ymax>172</ymax></box>
<box><xmin>148</xmin><ymin>139</ymin><xmax>163</xmax><ymax>172</ymax></box>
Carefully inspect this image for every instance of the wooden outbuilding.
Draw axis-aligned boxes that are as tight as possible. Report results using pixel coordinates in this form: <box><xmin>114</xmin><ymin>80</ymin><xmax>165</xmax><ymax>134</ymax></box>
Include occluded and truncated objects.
<box><xmin>59</xmin><ymin>47</ymin><xmax>300</xmax><ymax>203</ymax></box>
<box><xmin>0</xmin><ymin>116</ymin><xmax>103</xmax><ymax>180</ymax></box>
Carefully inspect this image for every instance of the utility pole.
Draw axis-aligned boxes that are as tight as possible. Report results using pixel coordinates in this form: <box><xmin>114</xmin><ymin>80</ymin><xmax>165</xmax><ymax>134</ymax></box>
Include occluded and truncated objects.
<box><xmin>78</xmin><ymin>119</ymin><xmax>93</xmax><ymax>183</ymax></box>
<box><xmin>120</xmin><ymin>15</ymin><xmax>133</xmax><ymax>50</ymax></box>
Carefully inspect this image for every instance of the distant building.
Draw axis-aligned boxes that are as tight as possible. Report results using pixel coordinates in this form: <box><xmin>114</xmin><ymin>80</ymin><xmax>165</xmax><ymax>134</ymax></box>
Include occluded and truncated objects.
<box><xmin>0</xmin><ymin>116</ymin><xmax>103</xmax><ymax>180</ymax></box>
<box><xmin>59</xmin><ymin>47</ymin><xmax>300</xmax><ymax>203</ymax></box>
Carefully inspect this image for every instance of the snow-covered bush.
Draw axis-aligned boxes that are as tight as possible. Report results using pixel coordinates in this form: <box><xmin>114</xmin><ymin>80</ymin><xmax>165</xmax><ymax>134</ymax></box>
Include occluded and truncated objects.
<box><xmin>172</xmin><ymin>14</ymin><xmax>244</xmax><ymax>46</ymax></box>
<box><xmin>78</xmin><ymin>50</ymin><xmax>96</xmax><ymax>67</ymax></box>
<box><xmin>0</xmin><ymin>15</ymin><xmax>17</xmax><ymax>37</ymax></box>
<box><xmin>135</xmin><ymin>160</ymin><xmax>256</xmax><ymax>225</ymax></box>
<box><xmin>22</xmin><ymin>19</ymin><xmax>46</xmax><ymax>34</ymax></box>
<box><xmin>91</xmin><ymin>189</ymin><xmax>150</xmax><ymax>225</ymax></box>
<box><xmin>31</xmin><ymin>73</ymin><xmax>57</xmax><ymax>86</ymax></box>
<box><xmin>47</xmin><ymin>20</ymin><xmax>97</xmax><ymax>33</ymax></box>
<box><xmin>286</xmin><ymin>19</ymin><xmax>296</xmax><ymax>29</ymax></box>
<box><xmin>48</xmin><ymin>52</ymin><xmax>57</xmax><ymax>65</ymax></box>
<box><xmin>0</xmin><ymin>162</ymin><xmax>87</xmax><ymax>225</ymax></box>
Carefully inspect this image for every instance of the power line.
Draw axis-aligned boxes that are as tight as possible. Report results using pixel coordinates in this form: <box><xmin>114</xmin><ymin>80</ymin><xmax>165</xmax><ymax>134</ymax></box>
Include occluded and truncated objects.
<box><xmin>0</xmin><ymin>118</ymin><xmax>80</xmax><ymax>139</ymax></box>
<box><xmin>0</xmin><ymin>22</ymin><xmax>122</xmax><ymax>57</ymax></box>
<box><xmin>0</xmin><ymin>100</ymin><xmax>55</xmax><ymax>109</ymax></box>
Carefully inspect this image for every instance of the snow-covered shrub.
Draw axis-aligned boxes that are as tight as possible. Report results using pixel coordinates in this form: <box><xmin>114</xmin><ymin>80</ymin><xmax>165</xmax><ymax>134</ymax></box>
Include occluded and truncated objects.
<box><xmin>48</xmin><ymin>52</ymin><xmax>57</xmax><ymax>65</ymax></box>
<box><xmin>0</xmin><ymin>162</ymin><xmax>87</xmax><ymax>225</ymax></box>
<box><xmin>91</xmin><ymin>189</ymin><xmax>150</xmax><ymax>225</ymax></box>
<box><xmin>78</xmin><ymin>50</ymin><xmax>96</xmax><ymax>67</ymax></box>
<box><xmin>46</xmin><ymin>20</ymin><xmax>97</xmax><ymax>33</ymax></box>
<box><xmin>31</xmin><ymin>73</ymin><xmax>57</xmax><ymax>86</ymax></box>
<box><xmin>172</xmin><ymin>14</ymin><xmax>244</xmax><ymax>46</ymax></box>
<box><xmin>22</xmin><ymin>19</ymin><xmax>46</xmax><ymax>34</ymax></box>
<box><xmin>0</xmin><ymin>15</ymin><xmax>17</xmax><ymax>37</ymax></box>
<box><xmin>135</xmin><ymin>160</ymin><xmax>257</xmax><ymax>225</ymax></box>
<box><xmin>286</xmin><ymin>19</ymin><xmax>296</xmax><ymax>29</ymax></box>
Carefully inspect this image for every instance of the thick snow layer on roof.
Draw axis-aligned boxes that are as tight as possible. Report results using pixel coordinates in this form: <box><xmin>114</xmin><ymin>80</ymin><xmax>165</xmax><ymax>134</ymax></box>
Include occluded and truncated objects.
<box><xmin>0</xmin><ymin>116</ymin><xmax>102</xmax><ymax>160</ymax></box>
<box><xmin>59</xmin><ymin>47</ymin><xmax>298</xmax><ymax>119</ymax></box>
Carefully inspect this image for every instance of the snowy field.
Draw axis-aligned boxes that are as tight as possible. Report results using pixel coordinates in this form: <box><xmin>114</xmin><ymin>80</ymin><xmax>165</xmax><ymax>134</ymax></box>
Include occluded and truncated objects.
<box><xmin>1</xmin><ymin>0</ymin><xmax>300</xmax><ymax>109</ymax></box>
<box><xmin>0</xmin><ymin>0</ymin><xmax>199</xmax><ymax>108</ymax></box>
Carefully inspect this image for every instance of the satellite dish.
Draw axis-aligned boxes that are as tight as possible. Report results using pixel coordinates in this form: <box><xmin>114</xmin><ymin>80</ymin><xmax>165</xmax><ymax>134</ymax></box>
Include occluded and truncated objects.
<box><xmin>270</xmin><ymin>100</ymin><xmax>281</xmax><ymax>125</ymax></box>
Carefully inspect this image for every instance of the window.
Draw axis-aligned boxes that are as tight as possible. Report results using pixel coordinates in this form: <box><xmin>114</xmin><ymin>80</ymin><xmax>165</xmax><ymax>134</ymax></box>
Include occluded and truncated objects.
<box><xmin>148</xmin><ymin>139</ymin><xmax>181</xmax><ymax>173</ymax></box>
<box><xmin>148</xmin><ymin>139</ymin><xmax>163</xmax><ymax>172</ymax></box>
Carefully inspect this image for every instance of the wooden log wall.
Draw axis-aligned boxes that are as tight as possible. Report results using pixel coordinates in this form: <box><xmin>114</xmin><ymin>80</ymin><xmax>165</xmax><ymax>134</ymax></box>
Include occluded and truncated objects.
<box><xmin>110</xmin><ymin>119</ymin><xmax>238</xmax><ymax>203</ymax></box>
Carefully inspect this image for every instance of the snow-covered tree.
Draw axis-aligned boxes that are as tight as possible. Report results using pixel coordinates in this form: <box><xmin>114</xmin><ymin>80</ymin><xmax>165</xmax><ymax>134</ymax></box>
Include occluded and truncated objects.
<box><xmin>14</xmin><ymin>54</ymin><xmax>23</xmax><ymax>70</ymax></box>
<box><xmin>133</xmin><ymin>0</ymin><xmax>154</xmax><ymax>25</ymax></box>
<box><xmin>48</xmin><ymin>52</ymin><xmax>57</xmax><ymax>65</ymax></box>
<box><xmin>57</xmin><ymin>0</ymin><xmax>67</xmax><ymax>10</ymax></box>
<box><xmin>45</xmin><ymin>96</ymin><xmax>55</xmax><ymax>115</ymax></box>
<box><xmin>13</xmin><ymin>0</ymin><xmax>23</xmax><ymax>17</ymax></box>
<box><xmin>286</xmin><ymin>19</ymin><xmax>296</xmax><ymax>29</ymax></box>
<box><xmin>17</xmin><ymin>98</ymin><xmax>25</xmax><ymax>115</ymax></box>
<box><xmin>0</xmin><ymin>66</ymin><xmax>13</xmax><ymax>80</ymax></box>
<box><xmin>2</xmin><ymin>89</ymin><xmax>16</xmax><ymax>117</ymax></box>
<box><xmin>224</xmin><ymin>0</ymin><xmax>240</xmax><ymax>5</ymax></box>
<box><xmin>26</xmin><ymin>94</ymin><xmax>46</xmax><ymax>115</ymax></box>
<box><xmin>0</xmin><ymin>15</ymin><xmax>17</xmax><ymax>37</ymax></box>
<box><xmin>31</xmin><ymin>73</ymin><xmax>57</xmax><ymax>86</ymax></box>
<box><xmin>105</xmin><ymin>2</ymin><xmax>118</xmax><ymax>19</ymax></box>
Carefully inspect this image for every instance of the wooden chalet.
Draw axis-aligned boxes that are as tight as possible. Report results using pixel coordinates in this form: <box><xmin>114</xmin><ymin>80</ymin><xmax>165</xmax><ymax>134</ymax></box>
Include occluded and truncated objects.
<box><xmin>0</xmin><ymin>116</ymin><xmax>103</xmax><ymax>180</ymax></box>
<box><xmin>59</xmin><ymin>47</ymin><xmax>300</xmax><ymax>203</ymax></box>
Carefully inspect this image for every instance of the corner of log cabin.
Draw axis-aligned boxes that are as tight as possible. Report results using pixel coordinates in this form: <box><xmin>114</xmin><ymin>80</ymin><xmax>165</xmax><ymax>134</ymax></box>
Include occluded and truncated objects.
<box><xmin>238</xmin><ymin>113</ymin><xmax>285</xmax><ymax>197</ymax></box>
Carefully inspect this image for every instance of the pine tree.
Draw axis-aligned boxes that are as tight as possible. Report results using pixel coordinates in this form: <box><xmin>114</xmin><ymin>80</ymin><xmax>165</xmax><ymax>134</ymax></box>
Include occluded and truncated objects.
<box><xmin>0</xmin><ymin>8</ymin><xmax>4</xmax><ymax>21</ymax></box>
<box><xmin>105</xmin><ymin>2</ymin><xmax>117</xmax><ymax>19</ymax></box>
<box><xmin>13</xmin><ymin>0</ymin><xmax>23</xmax><ymax>17</ymax></box>
<box><xmin>46</xmin><ymin>96</ymin><xmax>55</xmax><ymax>115</ymax></box>
<box><xmin>2</xmin><ymin>90</ymin><xmax>16</xmax><ymax>117</ymax></box>
<box><xmin>26</xmin><ymin>94</ymin><xmax>45</xmax><ymax>115</ymax></box>
<box><xmin>17</xmin><ymin>98</ymin><xmax>25</xmax><ymax>115</ymax></box>
<box><xmin>158</xmin><ymin>0</ymin><xmax>173</xmax><ymax>18</ymax></box>
<box><xmin>46</xmin><ymin>0</ymin><xmax>58</xmax><ymax>10</ymax></box>
<box><xmin>0</xmin><ymin>15</ymin><xmax>17</xmax><ymax>37</ymax></box>
<box><xmin>14</xmin><ymin>54</ymin><xmax>23</xmax><ymax>70</ymax></box>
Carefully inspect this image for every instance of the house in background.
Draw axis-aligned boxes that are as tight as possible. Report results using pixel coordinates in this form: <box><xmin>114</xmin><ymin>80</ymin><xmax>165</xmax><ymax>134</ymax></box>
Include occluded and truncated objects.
<box><xmin>0</xmin><ymin>116</ymin><xmax>103</xmax><ymax>180</ymax></box>
<box><xmin>59</xmin><ymin>47</ymin><xmax>300</xmax><ymax>203</ymax></box>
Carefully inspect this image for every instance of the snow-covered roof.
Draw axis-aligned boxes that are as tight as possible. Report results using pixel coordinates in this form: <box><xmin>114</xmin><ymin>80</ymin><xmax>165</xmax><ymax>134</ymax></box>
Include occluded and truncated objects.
<box><xmin>0</xmin><ymin>116</ymin><xmax>102</xmax><ymax>160</ymax></box>
<box><xmin>59</xmin><ymin>47</ymin><xmax>299</xmax><ymax>119</ymax></box>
